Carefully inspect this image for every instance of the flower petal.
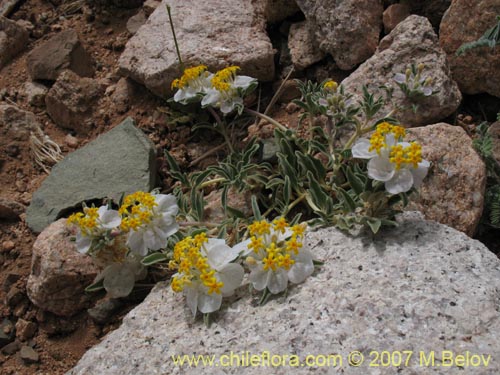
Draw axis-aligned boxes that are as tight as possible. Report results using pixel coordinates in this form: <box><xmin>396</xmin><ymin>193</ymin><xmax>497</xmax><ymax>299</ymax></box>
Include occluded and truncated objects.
<box><xmin>352</xmin><ymin>138</ymin><xmax>376</xmax><ymax>159</ymax></box>
<box><xmin>288</xmin><ymin>249</ymin><xmax>314</xmax><ymax>284</ymax></box>
<box><xmin>368</xmin><ymin>156</ymin><xmax>395</xmax><ymax>182</ymax></box>
<box><xmin>201</xmin><ymin>89</ymin><xmax>220</xmax><ymax>107</ymax></box>
<box><xmin>410</xmin><ymin>160</ymin><xmax>430</xmax><ymax>188</ymax></box>
<box><xmin>249</xmin><ymin>266</ymin><xmax>270</xmax><ymax>291</ymax></box>
<box><xmin>267</xmin><ymin>269</ymin><xmax>288</xmax><ymax>294</ymax></box>
<box><xmin>394</xmin><ymin>73</ymin><xmax>406</xmax><ymax>84</ymax></box>
<box><xmin>198</xmin><ymin>292</ymin><xmax>223</xmax><ymax>314</ymax></box>
<box><xmin>127</xmin><ymin>231</ymin><xmax>147</xmax><ymax>256</ymax></box>
<box><xmin>206</xmin><ymin>239</ymin><xmax>239</xmax><ymax>269</ymax></box>
<box><xmin>385</xmin><ymin>168</ymin><xmax>414</xmax><ymax>194</ymax></box>
<box><xmin>218</xmin><ymin>263</ymin><xmax>244</xmax><ymax>295</ymax></box>
<box><xmin>98</xmin><ymin>206</ymin><xmax>121</xmax><ymax>229</ymax></box>
<box><xmin>75</xmin><ymin>233</ymin><xmax>91</xmax><ymax>253</ymax></box>
<box><xmin>185</xmin><ymin>286</ymin><xmax>199</xmax><ymax>316</ymax></box>
<box><xmin>233</xmin><ymin>75</ymin><xmax>255</xmax><ymax>89</ymax></box>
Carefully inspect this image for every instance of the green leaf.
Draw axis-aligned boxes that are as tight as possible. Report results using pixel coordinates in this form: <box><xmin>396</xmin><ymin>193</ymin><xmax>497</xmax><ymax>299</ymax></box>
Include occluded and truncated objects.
<box><xmin>366</xmin><ymin>218</ymin><xmax>381</xmax><ymax>234</ymax></box>
<box><xmin>283</xmin><ymin>175</ymin><xmax>291</xmax><ymax>205</ymax></box>
<box><xmin>141</xmin><ymin>252</ymin><xmax>169</xmax><ymax>266</ymax></box>
<box><xmin>346</xmin><ymin>166</ymin><xmax>364</xmax><ymax>195</ymax></box>
<box><xmin>251</xmin><ymin>195</ymin><xmax>262</xmax><ymax>221</ymax></box>
<box><xmin>85</xmin><ymin>279</ymin><xmax>104</xmax><ymax>293</ymax></box>
<box><xmin>335</xmin><ymin>186</ymin><xmax>357</xmax><ymax>212</ymax></box>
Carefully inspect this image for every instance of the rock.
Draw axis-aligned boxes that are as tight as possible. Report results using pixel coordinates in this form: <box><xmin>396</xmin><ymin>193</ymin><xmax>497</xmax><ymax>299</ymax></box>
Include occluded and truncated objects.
<box><xmin>287</xmin><ymin>21</ymin><xmax>325</xmax><ymax>70</ymax></box>
<box><xmin>14</xmin><ymin>319</ymin><xmax>37</xmax><ymax>341</ymax></box>
<box><xmin>382</xmin><ymin>3</ymin><xmax>410</xmax><ymax>34</ymax></box>
<box><xmin>254</xmin><ymin>0</ymin><xmax>300</xmax><ymax>23</ymax></box>
<box><xmin>295</xmin><ymin>0</ymin><xmax>382</xmax><ymax>70</ymax></box>
<box><xmin>5</xmin><ymin>286</ymin><xmax>25</xmax><ymax>307</ymax></box>
<box><xmin>64</xmin><ymin>134</ymin><xmax>79</xmax><ymax>148</ymax></box>
<box><xmin>26</xmin><ymin>29</ymin><xmax>94</xmax><ymax>81</ymax></box>
<box><xmin>112</xmin><ymin>0</ymin><xmax>143</xmax><ymax>8</ymax></box>
<box><xmin>0</xmin><ymin>0</ymin><xmax>22</xmax><ymax>17</ymax></box>
<box><xmin>0</xmin><ymin>197</ymin><xmax>24</xmax><ymax>220</ymax></box>
<box><xmin>23</xmin><ymin>81</ymin><xmax>48</xmax><ymax>107</ymax></box>
<box><xmin>26</xmin><ymin>117</ymin><xmax>157</xmax><ymax>233</ymax></box>
<box><xmin>110</xmin><ymin>77</ymin><xmax>132</xmax><ymax>114</ymax></box>
<box><xmin>37</xmin><ymin>310</ymin><xmax>84</xmax><ymax>335</ymax></box>
<box><xmin>2</xmin><ymin>240</ymin><xmax>15</xmax><ymax>252</ymax></box>
<box><xmin>118</xmin><ymin>0</ymin><xmax>275</xmax><ymax>98</ymax></box>
<box><xmin>410</xmin><ymin>0</ymin><xmax>451</xmax><ymax>29</ymax></box>
<box><xmin>0</xmin><ymin>16</ymin><xmax>29</xmax><ymax>69</ymax></box>
<box><xmin>26</xmin><ymin>219</ymin><xmax>99</xmax><ymax>317</ymax></box>
<box><xmin>87</xmin><ymin>299</ymin><xmax>123</xmax><ymax>325</ymax></box>
<box><xmin>45</xmin><ymin>70</ymin><xmax>103</xmax><ymax>133</ymax></box>
<box><xmin>20</xmin><ymin>345</ymin><xmax>39</xmax><ymax>364</ymax></box>
<box><xmin>342</xmin><ymin>15</ymin><xmax>461</xmax><ymax>126</ymax></box>
<box><xmin>0</xmin><ymin>319</ymin><xmax>15</xmax><ymax>347</ymax></box>
<box><xmin>1</xmin><ymin>340</ymin><xmax>20</xmax><ymax>355</ymax></box>
<box><xmin>440</xmin><ymin>0</ymin><xmax>500</xmax><ymax>98</ymax></box>
<box><xmin>0</xmin><ymin>104</ymin><xmax>41</xmax><ymax>141</ymax></box>
<box><xmin>406</xmin><ymin>123</ymin><xmax>486</xmax><ymax>236</ymax></box>
<box><xmin>143</xmin><ymin>0</ymin><xmax>160</xmax><ymax>16</ymax></box>
<box><xmin>69</xmin><ymin>214</ymin><xmax>500</xmax><ymax>374</ymax></box>
<box><xmin>489</xmin><ymin>121</ymin><xmax>500</xmax><ymax>165</ymax></box>
<box><xmin>204</xmin><ymin>187</ymin><xmax>253</xmax><ymax>223</ymax></box>
<box><xmin>126</xmin><ymin>9</ymin><xmax>146</xmax><ymax>35</ymax></box>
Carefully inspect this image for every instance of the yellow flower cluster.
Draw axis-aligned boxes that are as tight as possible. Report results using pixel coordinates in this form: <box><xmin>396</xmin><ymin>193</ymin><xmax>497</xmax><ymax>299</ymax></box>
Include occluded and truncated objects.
<box><xmin>247</xmin><ymin>218</ymin><xmax>306</xmax><ymax>272</ymax></box>
<box><xmin>67</xmin><ymin>207</ymin><xmax>99</xmax><ymax>235</ymax></box>
<box><xmin>389</xmin><ymin>142</ymin><xmax>423</xmax><ymax>170</ymax></box>
<box><xmin>368</xmin><ymin>122</ymin><xmax>407</xmax><ymax>154</ymax></box>
<box><xmin>211</xmin><ymin>66</ymin><xmax>240</xmax><ymax>92</ymax></box>
<box><xmin>323</xmin><ymin>80</ymin><xmax>338</xmax><ymax>91</ymax></box>
<box><xmin>119</xmin><ymin>191</ymin><xmax>157</xmax><ymax>232</ymax></box>
<box><xmin>170</xmin><ymin>233</ymin><xmax>224</xmax><ymax>295</ymax></box>
<box><xmin>171</xmin><ymin>65</ymin><xmax>208</xmax><ymax>90</ymax></box>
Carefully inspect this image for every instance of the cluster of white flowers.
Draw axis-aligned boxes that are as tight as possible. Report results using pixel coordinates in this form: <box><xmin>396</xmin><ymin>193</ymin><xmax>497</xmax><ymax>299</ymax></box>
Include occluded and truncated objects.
<box><xmin>352</xmin><ymin>122</ymin><xmax>429</xmax><ymax>194</ymax></box>
<box><xmin>67</xmin><ymin>191</ymin><xmax>179</xmax><ymax>297</ymax></box>
<box><xmin>169</xmin><ymin>218</ymin><xmax>315</xmax><ymax>316</ymax></box>
<box><xmin>171</xmin><ymin>65</ymin><xmax>257</xmax><ymax>114</ymax></box>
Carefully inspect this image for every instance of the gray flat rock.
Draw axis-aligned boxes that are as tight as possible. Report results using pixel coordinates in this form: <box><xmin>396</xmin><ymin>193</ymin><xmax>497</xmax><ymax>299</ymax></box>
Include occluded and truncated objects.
<box><xmin>68</xmin><ymin>214</ymin><xmax>500</xmax><ymax>374</ymax></box>
<box><xmin>26</xmin><ymin>118</ymin><xmax>156</xmax><ymax>233</ymax></box>
<box><xmin>118</xmin><ymin>0</ymin><xmax>275</xmax><ymax>98</ymax></box>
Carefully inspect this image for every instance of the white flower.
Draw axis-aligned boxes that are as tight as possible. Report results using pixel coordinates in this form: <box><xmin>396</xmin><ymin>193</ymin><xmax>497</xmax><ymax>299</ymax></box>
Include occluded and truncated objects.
<box><xmin>171</xmin><ymin>234</ymin><xmax>244</xmax><ymax>316</ymax></box>
<box><xmin>352</xmin><ymin>122</ymin><xmax>429</xmax><ymax>194</ymax></box>
<box><xmin>201</xmin><ymin>66</ymin><xmax>256</xmax><ymax>114</ymax></box>
<box><xmin>68</xmin><ymin>205</ymin><xmax>121</xmax><ymax>254</ymax></box>
<box><xmin>237</xmin><ymin>218</ymin><xmax>314</xmax><ymax>295</ymax></box>
<box><xmin>171</xmin><ymin>65</ymin><xmax>212</xmax><ymax>104</ymax></box>
<box><xmin>119</xmin><ymin>192</ymin><xmax>179</xmax><ymax>256</ymax></box>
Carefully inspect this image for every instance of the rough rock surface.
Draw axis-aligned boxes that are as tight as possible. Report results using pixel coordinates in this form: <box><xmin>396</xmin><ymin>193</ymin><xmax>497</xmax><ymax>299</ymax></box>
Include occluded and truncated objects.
<box><xmin>382</xmin><ymin>3</ymin><xmax>410</xmax><ymax>34</ymax></box>
<box><xmin>0</xmin><ymin>0</ymin><xmax>22</xmax><ymax>17</ymax></box>
<box><xmin>0</xmin><ymin>196</ymin><xmax>25</xmax><ymax>220</ymax></box>
<box><xmin>0</xmin><ymin>16</ymin><xmax>29</xmax><ymax>69</ymax></box>
<box><xmin>342</xmin><ymin>15</ymin><xmax>461</xmax><ymax>126</ymax></box>
<box><xmin>295</xmin><ymin>0</ymin><xmax>382</xmax><ymax>70</ymax></box>
<box><xmin>26</xmin><ymin>219</ymin><xmax>99</xmax><ymax>317</ymax></box>
<box><xmin>440</xmin><ymin>0</ymin><xmax>500</xmax><ymax>98</ymax></box>
<box><xmin>118</xmin><ymin>0</ymin><xmax>275</xmax><ymax>97</ymax></box>
<box><xmin>406</xmin><ymin>123</ymin><xmax>486</xmax><ymax>236</ymax></box>
<box><xmin>0</xmin><ymin>104</ymin><xmax>40</xmax><ymax>141</ymax></box>
<box><xmin>254</xmin><ymin>0</ymin><xmax>299</xmax><ymax>23</ymax></box>
<box><xmin>69</xmin><ymin>214</ymin><xmax>500</xmax><ymax>374</ymax></box>
<box><xmin>23</xmin><ymin>81</ymin><xmax>48</xmax><ymax>107</ymax></box>
<box><xmin>126</xmin><ymin>9</ymin><xmax>146</xmax><ymax>35</ymax></box>
<box><xmin>45</xmin><ymin>70</ymin><xmax>103</xmax><ymax>133</ymax></box>
<box><xmin>26</xmin><ymin>117</ymin><xmax>157</xmax><ymax>233</ymax></box>
<box><xmin>288</xmin><ymin>22</ymin><xmax>325</xmax><ymax>70</ymax></box>
<box><xmin>26</xmin><ymin>29</ymin><xmax>94</xmax><ymax>81</ymax></box>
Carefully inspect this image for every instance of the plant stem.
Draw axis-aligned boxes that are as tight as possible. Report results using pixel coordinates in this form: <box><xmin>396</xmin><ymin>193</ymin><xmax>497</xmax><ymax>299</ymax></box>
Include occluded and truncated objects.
<box><xmin>188</xmin><ymin>143</ymin><xmax>226</xmax><ymax>167</ymax></box>
<box><xmin>283</xmin><ymin>193</ymin><xmax>307</xmax><ymax>216</ymax></box>
<box><xmin>166</xmin><ymin>5</ymin><xmax>184</xmax><ymax>72</ymax></box>
<box><xmin>244</xmin><ymin>108</ymin><xmax>288</xmax><ymax>132</ymax></box>
<box><xmin>198</xmin><ymin>177</ymin><xmax>226</xmax><ymax>189</ymax></box>
<box><xmin>207</xmin><ymin>107</ymin><xmax>234</xmax><ymax>153</ymax></box>
<box><xmin>179</xmin><ymin>221</ymin><xmax>221</xmax><ymax>228</ymax></box>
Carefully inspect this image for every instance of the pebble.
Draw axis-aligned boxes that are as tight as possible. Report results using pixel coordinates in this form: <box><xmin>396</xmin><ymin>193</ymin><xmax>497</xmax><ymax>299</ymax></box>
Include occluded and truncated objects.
<box><xmin>64</xmin><ymin>134</ymin><xmax>79</xmax><ymax>148</ymax></box>
<box><xmin>2</xmin><ymin>241</ymin><xmax>15</xmax><ymax>252</ymax></box>
<box><xmin>1</xmin><ymin>340</ymin><xmax>21</xmax><ymax>355</ymax></box>
<box><xmin>15</xmin><ymin>319</ymin><xmax>37</xmax><ymax>341</ymax></box>
<box><xmin>20</xmin><ymin>345</ymin><xmax>39</xmax><ymax>363</ymax></box>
